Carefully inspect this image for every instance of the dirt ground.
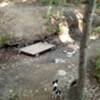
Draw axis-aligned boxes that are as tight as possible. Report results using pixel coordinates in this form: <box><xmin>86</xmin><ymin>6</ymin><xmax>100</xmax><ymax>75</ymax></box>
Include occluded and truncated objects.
<box><xmin>0</xmin><ymin>3</ymin><xmax>100</xmax><ymax>100</ymax></box>
<box><xmin>0</xmin><ymin>38</ymin><xmax>100</xmax><ymax>100</ymax></box>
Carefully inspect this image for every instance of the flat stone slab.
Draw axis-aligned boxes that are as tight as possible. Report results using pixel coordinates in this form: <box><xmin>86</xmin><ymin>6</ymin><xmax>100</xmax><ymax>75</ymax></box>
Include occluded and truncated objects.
<box><xmin>19</xmin><ymin>42</ymin><xmax>55</xmax><ymax>56</ymax></box>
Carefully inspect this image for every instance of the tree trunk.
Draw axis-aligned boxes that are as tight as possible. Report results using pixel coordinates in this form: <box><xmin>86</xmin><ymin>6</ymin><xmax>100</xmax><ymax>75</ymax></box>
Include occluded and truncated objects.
<box><xmin>77</xmin><ymin>0</ymin><xmax>96</xmax><ymax>100</ymax></box>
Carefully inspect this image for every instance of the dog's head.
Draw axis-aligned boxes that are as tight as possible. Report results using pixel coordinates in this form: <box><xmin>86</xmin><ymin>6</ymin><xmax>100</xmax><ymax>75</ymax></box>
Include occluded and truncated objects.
<box><xmin>52</xmin><ymin>79</ymin><xmax>62</xmax><ymax>98</ymax></box>
<box><xmin>52</xmin><ymin>79</ymin><xmax>58</xmax><ymax>85</ymax></box>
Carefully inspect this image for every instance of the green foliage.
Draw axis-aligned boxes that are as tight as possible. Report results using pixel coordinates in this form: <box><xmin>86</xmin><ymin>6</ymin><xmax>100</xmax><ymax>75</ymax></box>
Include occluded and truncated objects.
<box><xmin>39</xmin><ymin>0</ymin><xmax>67</xmax><ymax>6</ymax></box>
<box><xmin>97</xmin><ymin>2</ymin><xmax>100</xmax><ymax>8</ymax></box>
<box><xmin>96</xmin><ymin>57</ymin><xmax>100</xmax><ymax>69</ymax></box>
<box><xmin>8</xmin><ymin>94</ymin><xmax>18</xmax><ymax>100</ymax></box>
<box><xmin>8</xmin><ymin>89</ymin><xmax>18</xmax><ymax>100</ymax></box>
<box><xmin>0</xmin><ymin>34</ymin><xmax>15</xmax><ymax>45</ymax></box>
<box><xmin>83</xmin><ymin>94</ymin><xmax>90</xmax><ymax>100</ymax></box>
<box><xmin>43</xmin><ymin>6</ymin><xmax>54</xmax><ymax>33</ymax></box>
<box><xmin>46</xmin><ymin>6</ymin><xmax>53</xmax><ymax>20</ymax></box>
<box><xmin>0</xmin><ymin>34</ymin><xmax>12</xmax><ymax>45</ymax></box>
<box><xmin>8</xmin><ymin>91</ymin><xmax>18</xmax><ymax>100</ymax></box>
<box><xmin>94</xmin><ymin>56</ymin><xmax>100</xmax><ymax>81</ymax></box>
<box><xmin>94</xmin><ymin>26</ymin><xmax>100</xmax><ymax>33</ymax></box>
<box><xmin>43</xmin><ymin>6</ymin><xmax>62</xmax><ymax>34</ymax></box>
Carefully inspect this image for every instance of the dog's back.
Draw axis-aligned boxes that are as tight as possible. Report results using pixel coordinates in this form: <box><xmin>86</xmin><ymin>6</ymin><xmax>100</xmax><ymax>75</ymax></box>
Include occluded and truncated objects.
<box><xmin>52</xmin><ymin>79</ymin><xmax>62</xmax><ymax>99</ymax></box>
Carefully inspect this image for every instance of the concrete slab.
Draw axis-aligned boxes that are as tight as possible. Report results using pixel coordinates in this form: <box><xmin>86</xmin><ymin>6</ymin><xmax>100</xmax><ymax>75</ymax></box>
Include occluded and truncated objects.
<box><xmin>19</xmin><ymin>42</ymin><xmax>55</xmax><ymax>56</ymax></box>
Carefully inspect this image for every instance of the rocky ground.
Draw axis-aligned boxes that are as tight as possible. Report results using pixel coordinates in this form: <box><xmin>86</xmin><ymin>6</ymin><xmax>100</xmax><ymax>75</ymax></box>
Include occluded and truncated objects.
<box><xmin>0</xmin><ymin>37</ymin><xmax>100</xmax><ymax>100</ymax></box>
<box><xmin>0</xmin><ymin>2</ymin><xmax>100</xmax><ymax>100</ymax></box>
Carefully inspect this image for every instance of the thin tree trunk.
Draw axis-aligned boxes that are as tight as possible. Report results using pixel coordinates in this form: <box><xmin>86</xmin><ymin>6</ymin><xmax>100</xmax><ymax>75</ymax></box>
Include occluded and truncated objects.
<box><xmin>77</xmin><ymin>0</ymin><xmax>96</xmax><ymax>100</ymax></box>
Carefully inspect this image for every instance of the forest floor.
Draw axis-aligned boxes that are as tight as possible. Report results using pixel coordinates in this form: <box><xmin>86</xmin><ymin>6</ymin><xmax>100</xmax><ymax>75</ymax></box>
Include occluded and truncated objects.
<box><xmin>0</xmin><ymin>3</ymin><xmax>100</xmax><ymax>100</ymax></box>
<box><xmin>0</xmin><ymin>37</ymin><xmax>100</xmax><ymax>100</ymax></box>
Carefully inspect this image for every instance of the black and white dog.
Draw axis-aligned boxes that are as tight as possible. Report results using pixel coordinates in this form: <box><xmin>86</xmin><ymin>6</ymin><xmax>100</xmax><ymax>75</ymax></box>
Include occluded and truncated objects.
<box><xmin>52</xmin><ymin>79</ymin><xmax>62</xmax><ymax>99</ymax></box>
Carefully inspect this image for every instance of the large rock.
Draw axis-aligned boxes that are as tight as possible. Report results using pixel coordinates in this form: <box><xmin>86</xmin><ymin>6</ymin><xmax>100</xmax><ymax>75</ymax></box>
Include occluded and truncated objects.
<box><xmin>0</xmin><ymin>5</ymin><xmax>100</xmax><ymax>45</ymax></box>
<box><xmin>0</xmin><ymin>6</ymin><xmax>78</xmax><ymax>45</ymax></box>
<box><xmin>0</xmin><ymin>6</ymin><xmax>49</xmax><ymax>44</ymax></box>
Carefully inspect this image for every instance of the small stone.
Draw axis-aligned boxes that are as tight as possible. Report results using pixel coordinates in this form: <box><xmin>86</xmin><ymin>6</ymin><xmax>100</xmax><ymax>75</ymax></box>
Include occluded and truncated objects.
<box><xmin>9</xmin><ymin>89</ymin><xmax>13</xmax><ymax>93</ymax></box>
<box><xmin>66</xmin><ymin>54</ymin><xmax>72</xmax><ymax>58</ymax></box>
<box><xmin>63</xmin><ymin>50</ymin><xmax>67</xmax><ymax>53</ymax></box>
<box><xmin>54</xmin><ymin>58</ymin><xmax>66</xmax><ymax>64</ymax></box>
<box><xmin>89</xmin><ymin>35</ymin><xmax>98</xmax><ymax>40</ymax></box>
<box><xmin>15</xmin><ymin>75</ymin><xmax>19</xmax><ymax>79</ymax></box>
<box><xmin>35</xmin><ymin>89</ymin><xmax>39</xmax><ymax>93</ymax></box>
<box><xmin>44</xmin><ymin>88</ymin><xmax>47</xmax><ymax>92</ymax></box>
<box><xmin>29</xmin><ymin>90</ymin><xmax>33</xmax><ymax>93</ymax></box>
<box><xmin>57</xmin><ymin>70</ymin><xmax>67</xmax><ymax>76</ymax></box>
<box><xmin>68</xmin><ymin>65</ymin><xmax>72</xmax><ymax>69</ymax></box>
<box><xmin>2</xmin><ymin>67</ymin><xmax>6</xmax><ymax>70</ymax></box>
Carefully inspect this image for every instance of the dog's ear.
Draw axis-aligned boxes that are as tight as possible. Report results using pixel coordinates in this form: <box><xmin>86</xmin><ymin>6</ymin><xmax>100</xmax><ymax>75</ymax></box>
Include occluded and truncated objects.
<box><xmin>52</xmin><ymin>79</ymin><xmax>58</xmax><ymax>84</ymax></box>
<box><xmin>52</xmin><ymin>81</ymin><xmax>55</xmax><ymax>84</ymax></box>
<box><xmin>55</xmin><ymin>79</ymin><xmax>58</xmax><ymax>83</ymax></box>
